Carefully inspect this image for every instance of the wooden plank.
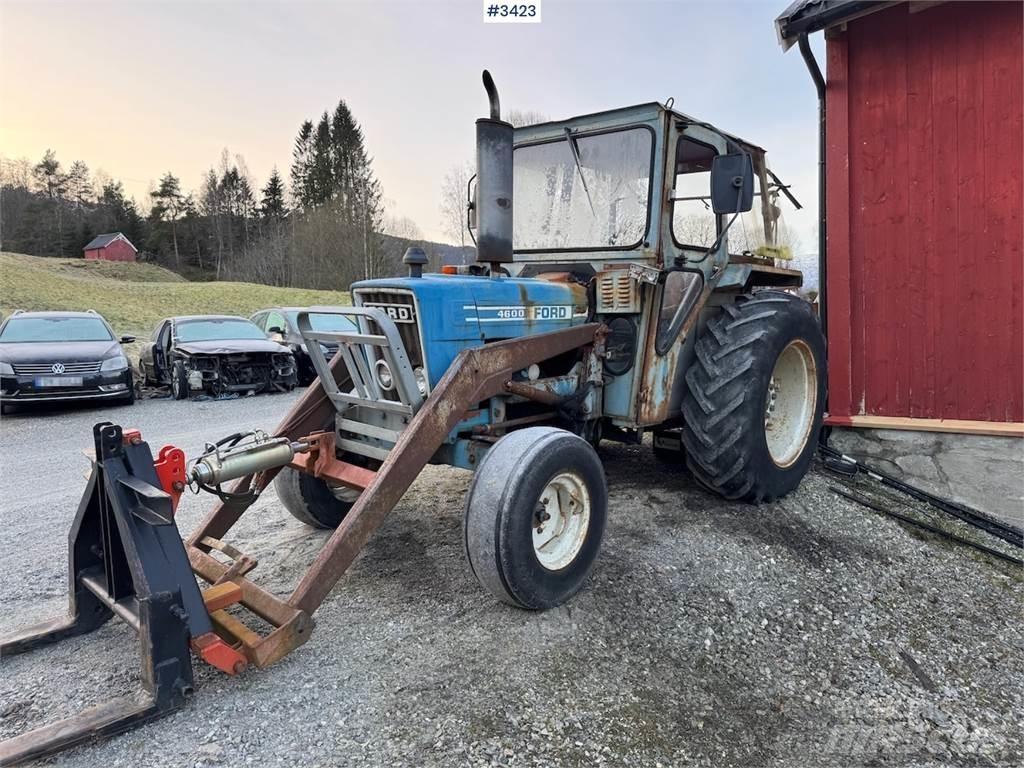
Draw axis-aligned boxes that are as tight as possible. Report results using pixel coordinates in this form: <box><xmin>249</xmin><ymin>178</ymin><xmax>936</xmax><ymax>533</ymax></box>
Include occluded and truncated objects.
<box><xmin>849</xmin><ymin>10</ymin><xmax>894</xmax><ymax>416</ymax></box>
<box><xmin>825</xmin><ymin>31</ymin><xmax>854</xmax><ymax>417</ymax></box>
<box><xmin>825</xmin><ymin>414</ymin><xmax>1024</xmax><ymax>438</ymax></box>
<box><xmin>930</xmin><ymin>2</ymin><xmax>960</xmax><ymax>421</ymax></box>
<box><xmin>955</xmin><ymin>6</ymin><xmax>985</xmax><ymax>420</ymax></box>
<box><xmin>906</xmin><ymin>6</ymin><xmax>936</xmax><ymax>418</ymax></box>
<box><xmin>982</xmin><ymin>2</ymin><xmax>1024</xmax><ymax>422</ymax></box>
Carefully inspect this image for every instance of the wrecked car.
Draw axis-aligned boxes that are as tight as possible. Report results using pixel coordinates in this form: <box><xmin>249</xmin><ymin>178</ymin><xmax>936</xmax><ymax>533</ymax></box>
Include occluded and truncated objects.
<box><xmin>250</xmin><ymin>306</ymin><xmax>356</xmax><ymax>385</ymax></box>
<box><xmin>138</xmin><ymin>315</ymin><xmax>297</xmax><ymax>400</ymax></box>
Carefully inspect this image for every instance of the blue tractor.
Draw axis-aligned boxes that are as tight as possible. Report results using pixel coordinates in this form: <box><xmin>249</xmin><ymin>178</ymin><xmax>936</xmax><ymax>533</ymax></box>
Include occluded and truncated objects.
<box><xmin>262</xmin><ymin>71</ymin><xmax>825</xmax><ymax>610</ymax></box>
<box><xmin>0</xmin><ymin>72</ymin><xmax>824</xmax><ymax>761</ymax></box>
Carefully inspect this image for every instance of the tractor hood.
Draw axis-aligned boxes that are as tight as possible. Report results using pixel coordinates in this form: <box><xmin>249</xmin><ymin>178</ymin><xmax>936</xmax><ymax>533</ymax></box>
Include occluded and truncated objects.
<box><xmin>351</xmin><ymin>273</ymin><xmax>589</xmax><ymax>387</ymax></box>
<box><xmin>352</xmin><ymin>274</ymin><xmax>588</xmax><ymax>340</ymax></box>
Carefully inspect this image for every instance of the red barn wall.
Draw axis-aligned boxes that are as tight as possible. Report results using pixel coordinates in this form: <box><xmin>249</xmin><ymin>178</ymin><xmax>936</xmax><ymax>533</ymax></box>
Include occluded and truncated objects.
<box><xmin>85</xmin><ymin>239</ymin><xmax>136</xmax><ymax>262</ymax></box>
<box><xmin>825</xmin><ymin>1</ymin><xmax>1023</xmax><ymax>424</ymax></box>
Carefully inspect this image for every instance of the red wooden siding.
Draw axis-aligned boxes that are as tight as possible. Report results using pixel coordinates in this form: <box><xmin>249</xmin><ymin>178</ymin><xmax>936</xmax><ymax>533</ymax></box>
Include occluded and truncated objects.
<box><xmin>84</xmin><ymin>239</ymin><xmax>136</xmax><ymax>262</ymax></box>
<box><xmin>826</xmin><ymin>1</ymin><xmax>1023</xmax><ymax>423</ymax></box>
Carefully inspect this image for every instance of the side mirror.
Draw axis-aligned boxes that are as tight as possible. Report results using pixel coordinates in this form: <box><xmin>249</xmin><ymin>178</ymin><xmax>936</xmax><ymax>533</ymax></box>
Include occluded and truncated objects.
<box><xmin>710</xmin><ymin>153</ymin><xmax>754</xmax><ymax>214</ymax></box>
<box><xmin>120</xmin><ymin>335</ymin><xmax>136</xmax><ymax>344</ymax></box>
<box><xmin>466</xmin><ymin>174</ymin><xmax>478</xmax><ymax>232</ymax></box>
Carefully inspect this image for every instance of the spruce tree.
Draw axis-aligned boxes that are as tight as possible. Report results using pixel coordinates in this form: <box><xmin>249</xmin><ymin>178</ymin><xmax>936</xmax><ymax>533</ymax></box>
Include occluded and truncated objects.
<box><xmin>290</xmin><ymin>120</ymin><xmax>314</xmax><ymax>208</ymax></box>
<box><xmin>261</xmin><ymin>168</ymin><xmax>287</xmax><ymax>219</ymax></box>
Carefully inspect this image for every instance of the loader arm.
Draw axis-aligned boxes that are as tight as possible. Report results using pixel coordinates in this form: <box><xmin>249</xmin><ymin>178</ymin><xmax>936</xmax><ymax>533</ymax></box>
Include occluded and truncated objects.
<box><xmin>184</xmin><ymin>322</ymin><xmax>603</xmax><ymax>664</ymax></box>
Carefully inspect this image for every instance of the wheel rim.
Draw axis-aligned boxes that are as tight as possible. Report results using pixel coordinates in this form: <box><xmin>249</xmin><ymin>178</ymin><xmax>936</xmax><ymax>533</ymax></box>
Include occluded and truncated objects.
<box><xmin>764</xmin><ymin>339</ymin><xmax>817</xmax><ymax>468</ymax></box>
<box><xmin>331</xmin><ymin>485</ymin><xmax>360</xmax><ymax>503</ymax></box>
<box><xmin>532</xmin><ymin>471</ymin><xmax>591</xmax><ymax>571</ymax></box>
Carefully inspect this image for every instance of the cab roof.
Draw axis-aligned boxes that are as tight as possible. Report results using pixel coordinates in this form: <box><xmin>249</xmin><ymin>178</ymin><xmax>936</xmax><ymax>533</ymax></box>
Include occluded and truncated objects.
<box><xmin>513</xmin><ymin>102</ymin><xmax>766</xmax><ymax>155</ymax></box>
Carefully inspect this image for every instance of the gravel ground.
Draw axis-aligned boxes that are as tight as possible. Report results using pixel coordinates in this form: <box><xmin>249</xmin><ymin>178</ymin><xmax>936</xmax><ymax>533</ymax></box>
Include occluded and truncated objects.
<box><xmin>1</xmin><ymin>394</ymin><xmax>1021</xmax><ymax>767</ymax></box>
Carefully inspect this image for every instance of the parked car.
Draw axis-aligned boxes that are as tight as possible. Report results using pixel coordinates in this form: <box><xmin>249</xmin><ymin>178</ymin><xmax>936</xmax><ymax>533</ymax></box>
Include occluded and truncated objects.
<box><xmin>250</xmin><ymin>307</ymin><xmax>356</xmax><ymax>386</ymax></box>
<box><xmin>0</xmin><ymin>310</ymin><xmax>135</xmax><ymax>413</ymax></box>
<box><xmin>138</xmin><ymin>315</ymin><xmax>297</xmax><ymax>400</ymax></box>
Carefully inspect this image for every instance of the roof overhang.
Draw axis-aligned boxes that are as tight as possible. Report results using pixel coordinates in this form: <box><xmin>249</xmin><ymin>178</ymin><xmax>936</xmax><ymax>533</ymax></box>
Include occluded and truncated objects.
<box><xmin>775</xmin><ymin>0</ymin><xmax>892</xmax><ymax>50</ymax></box>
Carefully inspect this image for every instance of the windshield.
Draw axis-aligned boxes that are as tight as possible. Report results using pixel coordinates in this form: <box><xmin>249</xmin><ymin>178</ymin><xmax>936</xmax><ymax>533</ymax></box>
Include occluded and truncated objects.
<box><xmin>286</xmin><ymin>311</ymin><xmax>356</xmax><ymax>332</ymax></box>
<box><xmin>0</xmin><ymin>316</ymin><xmax>113</xmax><ymax>343</ymax></box>
<box><xmin>514</xmin><ymin>127</ymin><xmax>653</xmax><ymax>251</ymax></box>
<box><xmin>175</xmin><ymin>319</ymin><xmax>267</xmax><ymax>343</ymax></box>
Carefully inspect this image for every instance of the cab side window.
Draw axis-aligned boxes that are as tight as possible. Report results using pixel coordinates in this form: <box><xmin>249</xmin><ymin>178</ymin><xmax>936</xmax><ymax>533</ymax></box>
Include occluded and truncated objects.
<box><xmin>671</xmin><ymin>137</ymin><xmax>719</xmax><ymax>249</ymax></box>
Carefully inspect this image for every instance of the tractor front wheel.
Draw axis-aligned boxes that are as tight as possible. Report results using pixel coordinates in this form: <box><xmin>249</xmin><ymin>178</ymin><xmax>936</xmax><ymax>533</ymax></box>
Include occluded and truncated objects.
<box><xmin>681</xmin><ymin>291</ymin><xmax>826</xmax><ymax>503</ymax></box>
<box><xmin>464</xmin><ymin>427</ymin><xmax>607</xmax><ymax>609</ymax></box>
<box><xmin>274</xmin><ymin>466</ymin><xmax>359</xmax><ymax>529</ymax></box>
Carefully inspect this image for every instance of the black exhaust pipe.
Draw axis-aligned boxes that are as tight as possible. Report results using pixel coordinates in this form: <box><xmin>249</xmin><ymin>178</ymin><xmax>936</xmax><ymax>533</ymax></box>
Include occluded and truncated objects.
<box><xmin>476</xmin><ymin>70</ymin><xmax>514</xmax><ymax>269</ymax></box>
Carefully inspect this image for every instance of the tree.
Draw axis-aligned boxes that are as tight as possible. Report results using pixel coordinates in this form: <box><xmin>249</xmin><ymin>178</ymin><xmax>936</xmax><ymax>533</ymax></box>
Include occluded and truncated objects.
<box><xmin>31</xmin><ymin>150</ymin><xmax>70</xmax><ymax>255</ymax></box>
<box><xmin>150</xmin><ymin>172</ymin><xmax>185</xmax><ymax>266</ymax></box>
<box><xmin>290</xmin><ymin>120</ymin><xmax>314</xmax><ymax>209</ymax></box>
<box><xmin>65</xmin><ymin>161</ymin><xmax>92</xmax><ymax>207</ymax></box>
<box><xmin>439</xmin><ymin>160</ymin><xmax>473</xmax><ymax>247</ymax></box>
<box><xmin>308</xmin><ymin>112</ymin><xmax>334</xmax><ymax>208</ymax></box>
<box><xmin>260</xmin><ymin>167</ymin><xmax>287</xmax><ymax>219</ymax></box>
<box><xmin>32</xmin><ymin>150</ymin><xmax>65</xmax><ymax>199</ymax></box>
<box><xmin>506</xmin><ymin>109</ymin><xmax>549</xmax><ymax>128</ymax></box>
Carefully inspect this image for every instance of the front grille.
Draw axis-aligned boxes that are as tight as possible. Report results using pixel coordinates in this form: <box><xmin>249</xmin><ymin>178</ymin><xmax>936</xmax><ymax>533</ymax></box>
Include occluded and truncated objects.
<box><xmin>354</xmin><ymin>290</ymin><xmax>424</xmax><ymax>371</ymax></box>
<box><xmin>13</xmin><ymin>361</ymin><xmax>102</xmax><ymax>375</ymax></box>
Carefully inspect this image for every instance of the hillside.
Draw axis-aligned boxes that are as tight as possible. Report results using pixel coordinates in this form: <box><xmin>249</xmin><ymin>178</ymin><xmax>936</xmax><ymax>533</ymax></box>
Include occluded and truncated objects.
<box><xmin>0</xmin><ymin>252</ymin><xmax>351</xmax><ymax>356</ymax></box>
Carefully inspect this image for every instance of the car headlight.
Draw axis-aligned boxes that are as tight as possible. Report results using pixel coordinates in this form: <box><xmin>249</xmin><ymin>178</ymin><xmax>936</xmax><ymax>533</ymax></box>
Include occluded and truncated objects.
<box><xmin>0</xmin><ymin>361</ymin><xmax>13</xmax><ymax>376</ymax></box>
<box><xmin>100</xmin><ymin>355</ymin><xmax>129</xmax><ymax>372</ymax></box>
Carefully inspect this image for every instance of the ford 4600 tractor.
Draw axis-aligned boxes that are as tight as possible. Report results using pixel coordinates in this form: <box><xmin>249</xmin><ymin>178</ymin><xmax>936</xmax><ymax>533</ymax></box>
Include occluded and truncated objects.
<box><xmin>0</xmin><ymin>72</ymin><xmax>824</xmax><ymax>763</ymax></box>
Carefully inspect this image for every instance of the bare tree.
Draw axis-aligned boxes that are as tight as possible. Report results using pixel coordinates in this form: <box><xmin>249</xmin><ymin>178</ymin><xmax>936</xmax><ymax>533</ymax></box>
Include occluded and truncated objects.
<box><xmin>439</xmin><ymin>160</ymin><xmax>473</xmax><ymax>247</ymax></box>
<box><xmin>506</xmin><ymin>109</ymin><xmax>549</xmax><ymax>127</ymax></box>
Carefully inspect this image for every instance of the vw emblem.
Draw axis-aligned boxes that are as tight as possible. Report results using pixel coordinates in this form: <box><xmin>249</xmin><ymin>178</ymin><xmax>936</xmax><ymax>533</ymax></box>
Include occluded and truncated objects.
<box><xmin>51</xmin><ymin>363</ymin><xmax>66</xmax><ymax>374</ymax></box>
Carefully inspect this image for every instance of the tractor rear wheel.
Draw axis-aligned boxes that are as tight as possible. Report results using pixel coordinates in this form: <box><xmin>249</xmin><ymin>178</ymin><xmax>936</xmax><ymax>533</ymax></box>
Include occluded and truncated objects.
<box><xmin>464</xmin><ymin>427</ymin><xmax>607</xmax><ymax>609</ymax></box>
<box><xmin>681</xmin><ymin>291</ymin><xmax>825</xmax><ymax>503</ymax></box>
<box><xmin>274</xmin><ymin>466</ymin><xmax>359</xmax><ymax>529</ymax></box>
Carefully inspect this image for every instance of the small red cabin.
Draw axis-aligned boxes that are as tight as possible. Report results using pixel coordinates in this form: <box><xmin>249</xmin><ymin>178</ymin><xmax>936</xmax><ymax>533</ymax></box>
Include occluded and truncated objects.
<box><xmin>83</xmin><ymin>232</ymin><xmax>137</xmax><ymax>262</ymax></box>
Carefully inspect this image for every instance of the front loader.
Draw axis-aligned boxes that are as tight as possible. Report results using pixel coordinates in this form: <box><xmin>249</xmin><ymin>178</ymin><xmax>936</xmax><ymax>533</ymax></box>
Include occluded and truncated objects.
<box><xmin>0</xmin><ymin>71</ymin><xmax>824</xmax><ymax>764</ymax></box>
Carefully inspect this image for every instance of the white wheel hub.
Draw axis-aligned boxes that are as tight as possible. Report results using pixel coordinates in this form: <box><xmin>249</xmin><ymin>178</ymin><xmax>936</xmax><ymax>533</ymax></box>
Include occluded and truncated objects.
<box><xmin>764</xmin><ymin>339</ymin><xmax>817</xmax><ymax>467</ymax></box>
<box><xmin>532</xmin><ymin>471</ymin><xmax>591</xmax><ymax>571</ymax></box>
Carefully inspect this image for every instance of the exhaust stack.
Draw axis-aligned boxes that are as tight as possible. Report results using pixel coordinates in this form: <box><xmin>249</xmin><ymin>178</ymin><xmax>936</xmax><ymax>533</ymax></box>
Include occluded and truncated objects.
<box><xmin>475</xmin><ymin>70</ymin><xmax>514</xmax><ymax>268</ymax></box>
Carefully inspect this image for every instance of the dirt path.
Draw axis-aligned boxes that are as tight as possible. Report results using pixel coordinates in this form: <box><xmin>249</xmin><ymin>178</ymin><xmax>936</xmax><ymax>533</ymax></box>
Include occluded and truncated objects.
<box><xmin>1</xmin><ymin>395</ymin><xmax>1021</xmax><ymax>767</ymax></box>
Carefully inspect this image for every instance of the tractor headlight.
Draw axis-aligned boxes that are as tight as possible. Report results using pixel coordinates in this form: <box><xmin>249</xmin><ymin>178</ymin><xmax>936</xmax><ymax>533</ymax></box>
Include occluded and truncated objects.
<box><xmin>373</xmin><ymin>359</ymin><xmax>394</xmax><ymax>391</ymax></box>
<box><xmin>100</xmin><ymin>355</ymin><xmax>129</xmax><ymax>372</ymax></box>
<box><xmin>0</xmin><ymin>361</ymin><xmax>13</xmax><ymax>376</ymax></box>
<box><xmin>413</xmin><ymin>367</ymin><xmax>428</xmax><ymax>395</ymax></box>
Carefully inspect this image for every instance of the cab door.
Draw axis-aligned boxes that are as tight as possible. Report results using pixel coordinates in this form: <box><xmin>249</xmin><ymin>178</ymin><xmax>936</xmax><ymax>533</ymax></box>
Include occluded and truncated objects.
<box><xmin>635</xmin><ymin>122</ymin><xmax>725</xmax><ymax>425</ymax></box>
<box><xmin>153</xmin><ymin>321</ymin><xmax>171</xmax><ymax>382</ymax></box>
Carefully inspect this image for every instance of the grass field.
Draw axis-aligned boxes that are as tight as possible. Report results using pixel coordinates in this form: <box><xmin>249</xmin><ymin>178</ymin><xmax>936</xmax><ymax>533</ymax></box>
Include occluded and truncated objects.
<box><xmin>0</xmin><ymin>252</ymin><xmax>350</xmax><ymax>357</ymax></box>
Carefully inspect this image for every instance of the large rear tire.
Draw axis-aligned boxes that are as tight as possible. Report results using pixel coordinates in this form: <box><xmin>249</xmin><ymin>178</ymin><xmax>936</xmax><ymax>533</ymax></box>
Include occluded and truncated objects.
<box><xmin>274</xmin><ymin>465</ymin><xmax>358</xmax><ymax>529</ymax></box>
<box><xmin>681</xmin><ymin>291</ymin><xmax>826</xmax><ymax>503</ymax></box>
<box><xmin>464</xmin><ymin>427</ymin><xmax>607</xmax><ymax>609</ymax></box>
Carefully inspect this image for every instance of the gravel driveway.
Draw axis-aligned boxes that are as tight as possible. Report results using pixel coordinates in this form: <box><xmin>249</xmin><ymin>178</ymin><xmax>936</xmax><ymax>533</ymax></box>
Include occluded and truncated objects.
<box><xmin>1</xmin><ymin>394</ymin><xmax>1021</xmax><ymax>767</ymax></box>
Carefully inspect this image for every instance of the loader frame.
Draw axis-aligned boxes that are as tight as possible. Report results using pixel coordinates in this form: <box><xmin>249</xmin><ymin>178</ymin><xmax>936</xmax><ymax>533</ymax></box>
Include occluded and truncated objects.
<box><xmin>183</xmin><ymin>321</ymin><xmax>604</xmax><ymax>667</ymax></box>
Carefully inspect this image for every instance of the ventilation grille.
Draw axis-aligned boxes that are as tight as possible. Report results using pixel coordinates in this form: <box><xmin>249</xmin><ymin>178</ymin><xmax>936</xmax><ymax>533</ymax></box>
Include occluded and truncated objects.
<box><xmin>596</xmin><ymin>271</ymin><xmax>640</xmax><ymax>314</ymax></box>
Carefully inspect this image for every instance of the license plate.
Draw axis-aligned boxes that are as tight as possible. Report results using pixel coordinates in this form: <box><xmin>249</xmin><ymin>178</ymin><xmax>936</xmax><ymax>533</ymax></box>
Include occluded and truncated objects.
<box><xmin>35</xmin><ymin>376</ymin><xmax>83</xmax><ymax>387</ymax></box>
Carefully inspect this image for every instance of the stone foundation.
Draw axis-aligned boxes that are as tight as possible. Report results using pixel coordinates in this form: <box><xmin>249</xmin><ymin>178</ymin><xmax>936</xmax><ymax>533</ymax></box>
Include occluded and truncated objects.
<box><xmin>827</xmin><ymin>427</ymin><xmax>1024</xmax><ymax>528</ymax></box>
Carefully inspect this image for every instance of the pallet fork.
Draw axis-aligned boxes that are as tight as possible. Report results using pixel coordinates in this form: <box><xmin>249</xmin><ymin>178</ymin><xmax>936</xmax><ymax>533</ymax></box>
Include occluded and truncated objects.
<box><xmin>0</xmin><ymin>321</ymin><xmax>600</xmax><ymax>764</ymax></box>
<box><xmin>0</xmin><ymin>424</ymin><xmax>246</xmax><ymax>766</ymax></box>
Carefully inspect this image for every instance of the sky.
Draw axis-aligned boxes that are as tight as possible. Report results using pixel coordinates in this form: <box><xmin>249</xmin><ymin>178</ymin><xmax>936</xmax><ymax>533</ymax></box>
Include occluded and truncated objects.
<box><xmin>0</xmin><ymin>0</ymin><xmax>824</xmax><ymax>250</ymax></box>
